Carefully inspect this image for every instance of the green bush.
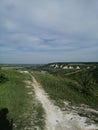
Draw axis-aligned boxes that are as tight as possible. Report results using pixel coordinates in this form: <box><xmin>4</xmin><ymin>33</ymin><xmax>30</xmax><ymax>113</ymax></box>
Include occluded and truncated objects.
<box><xmin>75</xmin><ymin>71</ymin><xmax>97</xmax><ymax>96</ymax></box>
<box><xmin>0</xmin><ymin>73</ymin><xmax>8</xmax><ymax>83</ymax></box>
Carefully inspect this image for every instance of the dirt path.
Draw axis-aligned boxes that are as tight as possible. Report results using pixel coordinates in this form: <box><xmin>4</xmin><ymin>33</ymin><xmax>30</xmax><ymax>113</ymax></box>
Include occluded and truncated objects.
<box><xmin>31</xmin><ymin>75</ymin><xmax>98</xmax><ymax>130</ymax></box>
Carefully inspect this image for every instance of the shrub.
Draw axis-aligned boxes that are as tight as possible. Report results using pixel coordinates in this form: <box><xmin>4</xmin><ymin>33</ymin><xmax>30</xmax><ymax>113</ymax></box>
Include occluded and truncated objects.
<box><xmin>75</xmin><ymin>71</ymin><xmax>97</xmax><ymax>96</ymax></box>
<box><xmin>0</xmin><ymin>73</ymin><xmax>8</xmax><ymax>83</ymax></box>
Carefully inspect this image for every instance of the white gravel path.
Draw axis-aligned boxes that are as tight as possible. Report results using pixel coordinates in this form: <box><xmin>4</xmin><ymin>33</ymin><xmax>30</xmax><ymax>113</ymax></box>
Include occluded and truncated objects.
<box><xmin>31</xmin><ymin>75</ymin><xmax>98</xmax><ymax>130</ymax></box>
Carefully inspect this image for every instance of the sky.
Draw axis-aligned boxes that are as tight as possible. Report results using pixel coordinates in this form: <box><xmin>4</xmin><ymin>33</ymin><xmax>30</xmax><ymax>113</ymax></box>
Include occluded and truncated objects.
<box><xmin>0</xmin><ymin>0</ymin><xmax>98</xmax><ymax>64</ymax></box>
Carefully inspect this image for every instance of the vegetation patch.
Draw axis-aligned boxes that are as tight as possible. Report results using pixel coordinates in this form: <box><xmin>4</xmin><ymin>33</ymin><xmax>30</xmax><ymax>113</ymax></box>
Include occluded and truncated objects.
<box><xmin>0</xmin><ymin>69</ymin><xmax>45</xmax><ymax>130</ymax></box>
<box><xmin>0</xmin><ymin>73</ymin><xmax>8</xmax><ymax>83</ymax></box>
<box><xmin>33</xmin><ymin>71</ymin><xmax>98</xmax><ymax>108</ymax></box>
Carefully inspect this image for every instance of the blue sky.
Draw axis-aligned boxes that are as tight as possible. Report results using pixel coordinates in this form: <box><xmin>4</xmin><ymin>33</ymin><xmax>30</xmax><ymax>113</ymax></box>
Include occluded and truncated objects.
<box><xmin>0</xmin><ymin>0</ymin><xmax>98</xmax><ymax>64</ymax></box>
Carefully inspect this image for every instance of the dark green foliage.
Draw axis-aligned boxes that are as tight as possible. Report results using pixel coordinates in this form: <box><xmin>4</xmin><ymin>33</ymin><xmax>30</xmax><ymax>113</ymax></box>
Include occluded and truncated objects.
<box><xmin>67</xmin><ymin>69</ymin><xmax>98</xmax><ymax>96</ymax></box>
<box><xmin>91</xmin><ymin>67</ymin><xmax>98</xmax><ymax>84</ymax></box>
<box><xmin>72</xmin><ymin>70</ymin><xmax>98</xmax><ymax>96</ymax></box>
<box><xmin>0</xmin><ymin>73</ymin><xmax>8</xmax><ymax>83</ymax></box>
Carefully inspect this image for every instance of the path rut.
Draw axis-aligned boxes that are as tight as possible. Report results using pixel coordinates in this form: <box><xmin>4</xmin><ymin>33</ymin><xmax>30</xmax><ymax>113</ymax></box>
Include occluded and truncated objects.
<box><xmin>31</xmin><ymin>75</ymin><xmax>98</xmax><ymax>130</ymax></box>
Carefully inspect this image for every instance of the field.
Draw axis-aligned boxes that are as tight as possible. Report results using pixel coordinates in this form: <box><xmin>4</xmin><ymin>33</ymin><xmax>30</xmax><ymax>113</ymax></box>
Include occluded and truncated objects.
<box><xmin>33</xmin><ymin>71</ymin><xmax>98</xmax><ymax>108</ymax></box>
<box><xmin>0</xmin><ymin>68</ymin><xmax>45</xmax><ymax>130</ymax></box>
<box><xmin>33</xmin><ymin>62</ymin><xmax>98</xmax><ymax>108</ymax></box>
<box><xmin>0</xmin><ymin>62</ymin><xmax>98</xmax><ymax>129</ymax></box>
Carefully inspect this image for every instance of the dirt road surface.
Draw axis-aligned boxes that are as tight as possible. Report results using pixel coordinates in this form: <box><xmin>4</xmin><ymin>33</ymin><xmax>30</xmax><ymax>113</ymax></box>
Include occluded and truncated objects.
<box><xmin>31</xmin><ymin>75</ymin><xmax>98</xmax><ymax>130</ymax></box>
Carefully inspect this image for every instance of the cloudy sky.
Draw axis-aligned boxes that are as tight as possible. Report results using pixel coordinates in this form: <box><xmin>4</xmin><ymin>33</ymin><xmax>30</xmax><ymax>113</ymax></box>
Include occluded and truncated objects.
<box><xmin>0</xmin><ymin>0</ymin><xmax>98</xmax><ymax>64</ymax></box>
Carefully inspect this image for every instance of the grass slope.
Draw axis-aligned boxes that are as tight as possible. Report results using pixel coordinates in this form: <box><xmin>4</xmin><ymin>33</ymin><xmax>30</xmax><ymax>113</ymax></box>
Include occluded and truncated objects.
<box><xmin>0</xmin><ymin>69</ymin><xmax>45</xmax><ymax>130</ymax></box>
<box><xmin>33</xmin><ymin>71</ymin><xmax>98</xmax><ymax>108</ymax></box>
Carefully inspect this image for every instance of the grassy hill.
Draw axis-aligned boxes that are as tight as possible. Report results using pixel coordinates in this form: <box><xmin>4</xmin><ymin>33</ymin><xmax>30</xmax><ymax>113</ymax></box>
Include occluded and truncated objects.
<box><xmin>32</xmin><ymin>62</ymin><xmax>98</xmax><ymax>109</ymax></box>
<box><xmin>0</xmin><ymin>68</ymin><xmax>45</xmax><ymax>130</ymax></box>
<box><xmin>0</xmin><ymin>63</ymin><xmax>98</xmax><ymax>129</ymax></box>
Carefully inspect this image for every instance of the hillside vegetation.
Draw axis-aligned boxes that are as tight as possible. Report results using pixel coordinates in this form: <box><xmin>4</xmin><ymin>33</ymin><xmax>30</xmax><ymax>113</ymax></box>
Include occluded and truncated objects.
<box><xmin>33</xmin><ymin>63</ymin><xmax>98</xmax><ymax>108</ymax></box>
<box><xmin>0</xmin><ymin>69</ymin><xmax>45</xmax><ymax>130</ymax></box>
<box><xmin>0</xmin><ymin>63</ymin><xmax>98</xmax><ymax>129</ymax></box>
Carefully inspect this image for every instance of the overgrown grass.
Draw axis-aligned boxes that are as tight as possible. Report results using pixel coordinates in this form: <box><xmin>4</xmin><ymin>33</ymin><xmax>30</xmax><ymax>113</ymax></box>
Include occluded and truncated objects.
<box><xmin>0</xmin><ymin>69</ymin><xmax>45</xmax><ymax>130</ymax></box>
<box><xmin>33</xmin><ymin>71</ymin><xmax>98</xmax><ymax>108</ymax></box>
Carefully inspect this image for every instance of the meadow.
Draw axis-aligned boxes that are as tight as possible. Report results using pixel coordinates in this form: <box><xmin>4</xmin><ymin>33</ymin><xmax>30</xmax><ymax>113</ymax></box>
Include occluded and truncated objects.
<box><xmin>33</xmin><ymin>69</ymin><xmax>98</xmax><ymax>109</ymax></box>
<box><xmin>0</xmin><ymin>63</ymin><xmax>98</xmax><ymax>129</ymax></box>
<box><xmin>0</xmin><ymin>68</ymin><xmax>45</xmax><ymax>130</ymax></box>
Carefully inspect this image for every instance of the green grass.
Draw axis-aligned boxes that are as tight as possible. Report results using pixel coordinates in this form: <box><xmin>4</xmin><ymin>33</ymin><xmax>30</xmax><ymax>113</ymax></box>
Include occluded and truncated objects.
<box><xmin>33</xmin><ymin>71</ymin><xmax>98</xmax><ymax>108</ymax></box>
<box><xmin>0</xmin><ymin>69</ymin><xmax>45</xmax><ymax>130</ymax></box>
